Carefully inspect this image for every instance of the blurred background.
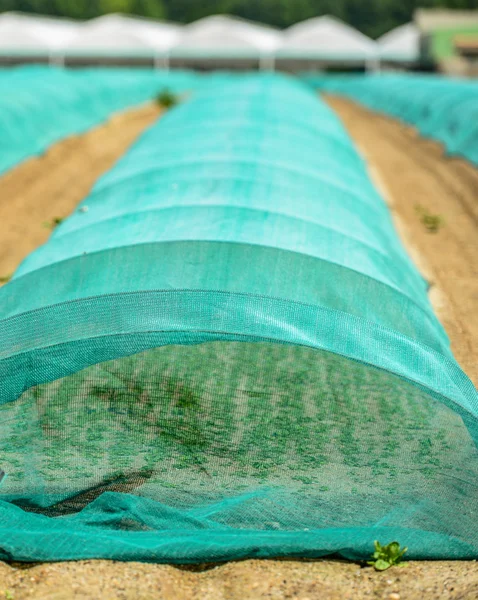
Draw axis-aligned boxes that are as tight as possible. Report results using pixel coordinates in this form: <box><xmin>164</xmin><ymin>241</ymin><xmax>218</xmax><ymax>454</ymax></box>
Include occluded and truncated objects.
<box><xmin>0</xmin><ymin>1</ymin><xmax>477</xmax><ymax>75</ymax></box>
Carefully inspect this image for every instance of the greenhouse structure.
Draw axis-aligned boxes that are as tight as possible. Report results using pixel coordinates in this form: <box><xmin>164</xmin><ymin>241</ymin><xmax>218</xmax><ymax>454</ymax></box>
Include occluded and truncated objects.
<box><xmin>63</xmin><ymin>14</ymin><xmax>182</xmax><ymax>67</ymax></box>
<box><xmin>377</xmin><ymin>23</ymin><xmax>420</xmax><ymax>65</ymax></box>
<box><xmin>277</xmin><ymin>16</ymin><xmax>379</xmax><ymax>70</ymax></box>
<box><xmin>0</xmin><ymin>11</ymin><xmax>384</xmax><ymax>70</ymax></box>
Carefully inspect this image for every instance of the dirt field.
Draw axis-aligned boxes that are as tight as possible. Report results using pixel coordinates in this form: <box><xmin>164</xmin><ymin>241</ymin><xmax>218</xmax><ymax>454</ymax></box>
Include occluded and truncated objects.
<box><xmin>0</xmin><ymin>102</ymin><xmax>161</xmax><ymax>281</ymax></box>
<box><xmin>1</xmin><ymin>98</ymin><xmax>477</xmax><ymax>599</ymax></box>
<box><xmin>1</xmin><ymin>558</ymin><xmax>477</xmax><ymax>600</ymax></box>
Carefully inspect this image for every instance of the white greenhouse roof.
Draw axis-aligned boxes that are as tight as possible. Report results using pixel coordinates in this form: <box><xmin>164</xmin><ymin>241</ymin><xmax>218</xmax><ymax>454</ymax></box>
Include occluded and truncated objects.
<box><xmin>378</xmin><ymin>23</ymin><xmax>420</xmax><ymax>62</ymax></box>
<box><xmin>278</xmin><ymin>15</ymin><xmax>378</xmax><ymax>60</ymax></box>
<box><xmin>63</xmin><ymin>14</ymin><xmax>182</xmax><ymax>56</ymax></box>
<box><xmin>0</xmin><ymin>11</ymin><xmax>390</xmax><ymax>63</ymax></box>
<box><xmin>0</xmin><ymin>12</ymin><xmax>80</xmax><ymax>53</ymax></box>
<box><xmin>172</xmin><ymin>15</ymin><xmax>281</xmax><ymax>58</ymax></box>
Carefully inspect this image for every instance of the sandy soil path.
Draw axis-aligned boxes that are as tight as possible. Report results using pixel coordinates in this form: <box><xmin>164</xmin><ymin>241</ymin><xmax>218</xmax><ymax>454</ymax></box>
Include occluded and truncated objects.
<box><xmin>0</xmin><ymin>103</ymin><xmax>161</xmax><ymax>281</ymax></box>
<box><xmin>1</xmin><ymin>97</ymin><xmax>477</xmax><ymax>600</ymax></box>
<box><xmin>325</xmin><ymin>95</ymin><xmax>478</xmax><ymax>386</ymax></box>
<box><xmin>1</xmin><ymin>558</ymin><xmax>477</xmax><ymax>600</ymax></box>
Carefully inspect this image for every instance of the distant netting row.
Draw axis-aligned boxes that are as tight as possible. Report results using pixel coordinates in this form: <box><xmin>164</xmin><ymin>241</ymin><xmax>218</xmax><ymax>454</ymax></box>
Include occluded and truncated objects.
<box><xmin>0</xmin><ymin>65</ymin><xmax>201</xmax><ymax>175</ymax></box>
<box><xmin>307</xmin><ymin>73</ymin><xmax>478</xmax><ymax>166</ymax></box>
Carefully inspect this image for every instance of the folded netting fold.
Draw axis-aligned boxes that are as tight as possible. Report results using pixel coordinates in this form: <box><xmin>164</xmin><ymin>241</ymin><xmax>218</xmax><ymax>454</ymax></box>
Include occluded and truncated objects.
<box><xmin>0</xmin><ymin>73</ymin><xmax>477</xmax><ymax>563</ymax></box>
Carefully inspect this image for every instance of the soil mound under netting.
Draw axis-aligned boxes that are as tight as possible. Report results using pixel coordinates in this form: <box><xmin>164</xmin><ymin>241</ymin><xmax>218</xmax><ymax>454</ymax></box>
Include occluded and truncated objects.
<box><xmin>0</xmin><ymin>75</ymin><xmax>477</xmax><ymax>562</ymax></box>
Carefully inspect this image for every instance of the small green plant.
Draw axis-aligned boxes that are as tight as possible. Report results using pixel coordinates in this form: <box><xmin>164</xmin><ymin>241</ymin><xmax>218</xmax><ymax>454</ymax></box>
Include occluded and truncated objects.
<box><xmin>368</xmin><ymin>540</ymin><xmax>408</xmax><ymax>571</ymax></box>
<box><xmin>4</xmin><ymin>591</ymin><xmax>14</xmax><ymax>600</ymax></box>
<box><xmin>43</xmin><ymin>217</ymin><xmax>64</xmax><ymax>230</ymax></box>
<box><xmin>156</xmin><ymin>89</ymin><xmax>179</xmax><ymax>109</ymax></box>
<box><xmin>415</xmin><ymin>205</ymin><xmax>444</xmax><ymax>233</ymax></box>
<box><xmin>0</xmin><ymin>274</ymin><xmax>11</xmax><ymax>284</ymax></box>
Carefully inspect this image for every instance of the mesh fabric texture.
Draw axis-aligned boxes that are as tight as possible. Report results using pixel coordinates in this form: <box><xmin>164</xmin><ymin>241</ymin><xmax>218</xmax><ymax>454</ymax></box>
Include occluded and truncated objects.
<box><xmin>0</xmin><ymin>65</ymin><xmax>199</xmax><ymax>175</ymax></box>
<box><xmin>0</xmin><ymin>74</ymin><xmax>477</xmax><ymax>562</ymax></box>
<box><xmin>306</xmin><ymin>73</ymin><xmax>478</xmax><ymax>166</ymax></box>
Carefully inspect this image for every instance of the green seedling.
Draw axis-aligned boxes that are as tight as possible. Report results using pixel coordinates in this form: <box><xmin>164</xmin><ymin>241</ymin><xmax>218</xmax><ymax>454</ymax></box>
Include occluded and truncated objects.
<box><xmin>4</xmin><ymin>591</ymin><xmax>14</xmax><ymax>600</ymax></box>
<box><xmin>43</xmin><ymin>217</ymin><xmax>64</xmax><ymax>230</ymax></box>
<box><xmin>415</xmin><ymin>205</ymin><xmax>444</xmax><ymax>233</ymax></box>
<box><xmin>156</xmin><ymin>89</ymin><xmax>179</xmax><ymax>109</ymax></box>
<box><xmin>368</xmin><ymin>540</ymin><xmax>408</xmax><ymax>571</ymax></box>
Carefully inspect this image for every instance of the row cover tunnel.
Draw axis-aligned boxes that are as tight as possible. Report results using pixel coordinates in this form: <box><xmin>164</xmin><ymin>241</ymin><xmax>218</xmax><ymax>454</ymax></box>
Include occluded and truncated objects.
<box><xmin>308</xmin><ymin>74</ymin><xmax>478</xmax><ymax>167</ymax></box>
<box><xmin>0</xmin><ymin>66</ymin><xmax>201</xmax><ymax>175</ymax></box>
<box><xmin>0</xmin><ymin>74</ymin><xmax>477</xmax><ymax>562</ymax></box>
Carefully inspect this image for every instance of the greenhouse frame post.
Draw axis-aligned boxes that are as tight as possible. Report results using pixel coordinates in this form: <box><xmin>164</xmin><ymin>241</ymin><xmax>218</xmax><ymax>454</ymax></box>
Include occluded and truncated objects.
<box><xmin>49</xmin><ymin>51</ymin><xmax>65</xmax><ymax>68</ymax></box>
<box><xmin>259</xmin><ymin>53</ymin><xmax>276</xmax><ymax>71</ymax></box>
<box><xmin>154</xmin><ymin>52</ymin><xmax>170</xmax><ymax>71</ymax></box>
<box><xmin>366</xmin><ymin>55</ymin><xmax>381</xmax><ymax>73</ymax></box>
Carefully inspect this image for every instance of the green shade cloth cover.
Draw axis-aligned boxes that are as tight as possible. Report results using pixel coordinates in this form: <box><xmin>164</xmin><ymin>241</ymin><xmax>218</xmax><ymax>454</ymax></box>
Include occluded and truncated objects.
<box><xmin>0</xmin><ymin>74</ymin><xmax>476</xmax><ymax>563</ymax></box>
<box><xmin>307</xmin><ymin>74</ymin><xmax>478</xmax><ymax>166</ymax></box>
<box><xmin>0</xmin><ymin>65</ymin><xmax>199</xmax><ymax>175</ymax></box>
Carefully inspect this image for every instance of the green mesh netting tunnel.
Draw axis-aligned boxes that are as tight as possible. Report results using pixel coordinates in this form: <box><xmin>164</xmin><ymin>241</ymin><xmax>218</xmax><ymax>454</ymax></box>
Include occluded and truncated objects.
<box><xmin>0</xmin><ymin>66</ymin><xmax>200</xmax><ymax>175</ymax></box>
<box><xmin>0</xmin><ymin>74</ymin><xmax>477</xmax><ymax>563</ymax></box>
<box><xmin>306</xmin><ymin>74</ymin><xmax>478</xmax><ymax>167</ymax></box>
